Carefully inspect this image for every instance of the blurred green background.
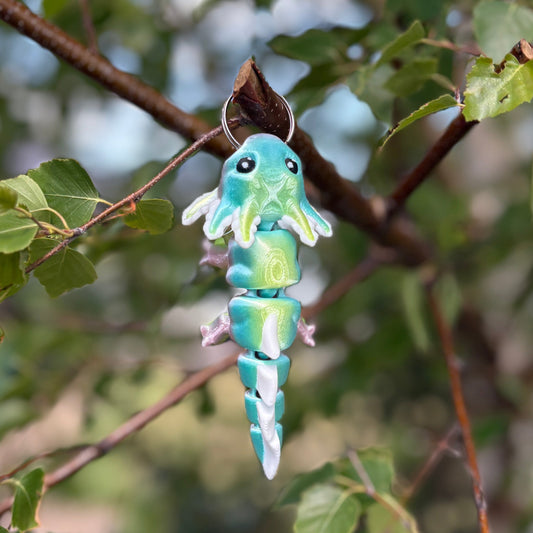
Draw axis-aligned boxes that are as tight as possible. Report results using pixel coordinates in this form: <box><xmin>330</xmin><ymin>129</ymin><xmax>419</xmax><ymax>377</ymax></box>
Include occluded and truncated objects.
<box><xmin>1</xmin><ymin>0</ymin><xmax>533</xmax><ymax>532</ymax></box>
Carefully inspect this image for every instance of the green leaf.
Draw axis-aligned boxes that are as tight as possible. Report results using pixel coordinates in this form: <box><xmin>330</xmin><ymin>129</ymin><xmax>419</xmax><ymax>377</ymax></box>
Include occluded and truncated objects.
<box><xmin>0</xmin><ymin>252</ymin><xmax>26</xmax><ymax>287</ymax></box>
<box><xmin>269</xmin><ymin>27</ymin><xmax>368</xmax><ymax>66</ymax></box>
<box><xmin>28</xmin><ymin>159</ymin><xmax>99</xmax><ymax>228</ymax></box>
<box><xmin>30</xmin><ymin>239</ymin><xmax>97</xmax><ymax>297</ymax></box>
<box><xmin>0</xmin><ymin>212</ymin><xmax>38</xmax><ymax>254</ymax></box>
<box><xmin>2</xmin><ymin>175</ymin><xmax>49</xmax><ymax>220</ymax></box>
<box><xmin>347</xmin><ymin>64</ymin><xmax>395</xmax><ymax>123</ymax></box>
<box><xmin>294</xmin><ymin>484</ymin><xmax>362</xmax><ymax>533</ymax></box>
<box><xmin>382</xmin><ymin>94</ymin><xmax>459</xmax><ymax>146</ymax></box>
<box><xmin>366</xmin><ymin>500</ymin><xmax>419</xmax><ymax>533</ymax></box>
<box><xmin>0</xmin><ymin>184</ymin><xmax>18</xmax><ymax>213</ymax></box>
<box><xmin>124</xmin><ymin>199</ymin><xmax>175</xmax><ymax>234</ymax></box>
<box><xmin>277</xmin><ymin>462</ymin><xmax>336</xmax><ymax>507</ymax></box>
<box><xmin>335</xmin><ymin>449</ymin><xmax>395</xmax><ymax>495</ymax></box>
<box><xmin>290</xmin><ymin>63</ymin><xmax>353</xmax><ymax>115</ymax></box>
<box><xmin>0</xmin><ymin>526</ymin><xmax>9</xmax><ymax>532</ymax></box>
<box><xmin>11</xmin><ymin>468</ymin><xmax>45</xmax><ymax>531</ymax></box>
<box><xmin>376</xmin><ymin>20</ymin><xmax>425</xmax><ymax>66</ymax></box>
<box><xmin>463</xmin><ymin>55</ymin><xmax>533</xmax><ymax>121</ymax></box>
<box><xmin>474</xmin><ymin>1</ymin><xmax>533</xmax><ymax>62</ymax></box>
<box><xmin>0</xmin><ymin>250</ymin><xmax>28</xmax><ymax>301</ymax></box>
<box><xmin>384</xmin><ymin>57</ymin><xmax>438</xmax><ymax>97</ymax></box>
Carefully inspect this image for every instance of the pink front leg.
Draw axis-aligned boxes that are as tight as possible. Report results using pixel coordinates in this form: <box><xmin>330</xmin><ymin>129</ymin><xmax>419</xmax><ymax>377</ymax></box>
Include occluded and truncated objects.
<box><xmin>297</xmin><ymin>318</ymin><xmax>316</xmax><ymax>347</ymax></box>
<box><xmin>200</xmin><ymin>311</ymin><xmax>231</xmax><ymax>346</ymax></box>
<box><xmin>199</xmin><ymin>240</ymin><xmax>229</xmax><ymax>269</ymax></box>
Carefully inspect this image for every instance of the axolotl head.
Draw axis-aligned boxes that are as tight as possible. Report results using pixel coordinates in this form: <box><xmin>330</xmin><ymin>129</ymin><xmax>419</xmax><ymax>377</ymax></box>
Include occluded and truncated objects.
<box><xmin>182</xmin><ymin>133</ymin><xmax>331</xmax><ymax>248</ymax></box>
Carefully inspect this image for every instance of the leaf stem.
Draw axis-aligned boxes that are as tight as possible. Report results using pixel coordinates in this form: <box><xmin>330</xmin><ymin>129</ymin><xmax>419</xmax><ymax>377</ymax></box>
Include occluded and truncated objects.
<box><xmin>32</xmin><ymin>207</ymin><xmax>71</xmax><ymax>230</ymax></box>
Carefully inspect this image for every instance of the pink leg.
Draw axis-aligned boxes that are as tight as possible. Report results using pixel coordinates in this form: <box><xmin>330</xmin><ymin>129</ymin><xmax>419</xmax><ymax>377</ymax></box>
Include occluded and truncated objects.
<box><xmin>199</xmin><ymin>240</ymin><xmax>229</xmax><ymax>269</ymax></box>
<box><xmin>200</xmin><ymin>312</ymin><xmax>231</xmax><ymax>346</ymax></box>
<box><xmin>297</xmin><ymin>318</ymin><xmax>316</xmax><ymax>347</ymax></box>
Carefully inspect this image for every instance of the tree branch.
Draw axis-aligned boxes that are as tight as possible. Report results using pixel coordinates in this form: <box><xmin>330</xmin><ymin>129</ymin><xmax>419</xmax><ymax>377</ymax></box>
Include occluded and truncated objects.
<box><xmin>232</xmin><ymin>59</ymin><xmax>432</xmax><ymax>267</ymax></box>
<box><xmin>0</xmin><ymin>0</ymin><xmax>233</xmax><ymax>158</ymax></box>
<box><xmin>388</xmin><ymin>113</ymin><xmax>477</xmax><ymax>216</ymax></box>
<box><xmin>0</xmin><ymin>350</ymin><xmax>240</xmax><ymax>518</ymax></box>
<box><xmin>426</xmin><ymin>283</ymin><xmax>490</xmax><ymax>533</ymax></box>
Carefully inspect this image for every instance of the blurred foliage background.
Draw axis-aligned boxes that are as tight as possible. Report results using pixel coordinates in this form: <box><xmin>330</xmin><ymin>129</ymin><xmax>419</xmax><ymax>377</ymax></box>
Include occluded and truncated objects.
<box><xmin>0</xmin><ymin>0</ymin><xmax>532</xmax><ymax>532</ymax></box>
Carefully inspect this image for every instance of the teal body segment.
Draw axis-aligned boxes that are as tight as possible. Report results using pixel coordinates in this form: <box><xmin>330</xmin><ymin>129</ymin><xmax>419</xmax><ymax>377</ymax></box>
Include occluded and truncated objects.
<box><xmin>250</xmin><ymin>424</ymin><xmax>283</xmax><ymax>467</ymax></box>
<box><xmin>244</xmin><ymin>390</ymin><xmax>285</xmax><ymax>426</ymax></box>
<box><xmin>228</xmin><ymin>292</ymin><xmax>300</xmax><ymax>357</ymax></box>
<box><xmin>227</xmin><ymin>229</ymin><xmax>300</xmax><ymax>289</ymax></box>
<box><xmin>182</xmin><ymin>132</ymin><xmax>332</xmax><ymax>479</ymax></box>
<box><xmin>237</xmin><ymin>352</ymin><xmax>291</xmax><ymax>390</ymax></box>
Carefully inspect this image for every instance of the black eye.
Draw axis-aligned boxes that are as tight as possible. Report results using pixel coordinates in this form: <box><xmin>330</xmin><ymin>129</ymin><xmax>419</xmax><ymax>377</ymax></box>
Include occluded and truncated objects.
<box><xmin>236</xmin><ymin>157</ymin><xmax>256</xmax><ymax>173</ymax></box>
<box><xmin>285</xmin><ymin>158</ymin><xmax>298</xmax><ymax>174</ymax></box>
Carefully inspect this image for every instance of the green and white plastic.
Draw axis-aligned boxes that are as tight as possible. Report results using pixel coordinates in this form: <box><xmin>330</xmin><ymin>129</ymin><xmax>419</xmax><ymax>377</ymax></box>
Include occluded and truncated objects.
<box><xmin>183</xmin><ymin>133</ymin><xmax>331</xmax><ymax>479</ymax></box>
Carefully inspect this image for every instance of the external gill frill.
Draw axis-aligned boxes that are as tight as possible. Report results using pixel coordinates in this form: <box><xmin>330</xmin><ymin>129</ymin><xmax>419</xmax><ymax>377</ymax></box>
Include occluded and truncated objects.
<box><xmin>182</xmin><ymin>134</ymin><xmax>332</xmax><ymax>250</ymax></box>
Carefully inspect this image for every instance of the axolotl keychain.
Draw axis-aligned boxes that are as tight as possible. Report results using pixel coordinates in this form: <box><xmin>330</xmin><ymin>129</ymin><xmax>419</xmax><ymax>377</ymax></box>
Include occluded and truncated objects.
<box><xmin>182</xmin><ymin>95</ymin><xmax>332</xmax><ymax>479</ymax></box>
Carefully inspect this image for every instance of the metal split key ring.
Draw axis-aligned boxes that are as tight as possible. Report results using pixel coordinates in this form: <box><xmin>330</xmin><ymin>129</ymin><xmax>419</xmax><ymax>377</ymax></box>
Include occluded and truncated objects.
<box><xmin>221</xmin><ymin>94</ymin><xmax>295</xmax><ymax>149</ymax></box>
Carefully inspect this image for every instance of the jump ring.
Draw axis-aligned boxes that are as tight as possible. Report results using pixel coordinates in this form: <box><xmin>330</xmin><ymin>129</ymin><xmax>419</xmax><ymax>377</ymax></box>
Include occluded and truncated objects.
<box><xmin>221</xmin><ymin>94</ymin><xmax>295</xmax><ymax>149</ymax></box>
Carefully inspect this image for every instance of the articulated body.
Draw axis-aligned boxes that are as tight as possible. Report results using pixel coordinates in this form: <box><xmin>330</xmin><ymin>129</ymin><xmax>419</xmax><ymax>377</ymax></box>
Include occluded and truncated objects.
<box><xmin>183</xmin><ymin>133</ymin><xmax>331</xmax><ymax>479</ymax></box>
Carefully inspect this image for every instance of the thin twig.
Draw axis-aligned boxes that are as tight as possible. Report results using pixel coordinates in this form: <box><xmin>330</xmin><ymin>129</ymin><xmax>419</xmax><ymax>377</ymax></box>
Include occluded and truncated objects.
<box><xmin>402</xmin><ymin>424</ymin><xmax>461</xmax><ymax>502</ymax></box>
<box><xmin>426</xmin><ymin>284</ymin><xmax>490</xmax><ymax>533</ymax></box>
<box><xmin>421</xmin><ymin>38</ymin><xmax>481</xmax><ymax>56</ymax></box>
<box><xmin>24</xmin><ymin>123</ymin><xmax>231</xmax><ymax>274</ymax></box>
<box><xmin>302</xmin><ymin>249</ymin><xmax>398</xmax><ymax>320</ymax></box>
<box><xmin>0</xmin><ymin>445</ymin><xmax>90</xmax><ymax>483</ymax></box>
<box><xmin>0</xmin><ymin>350</ymin><xmax>240</xmax><ymax>518</ymax></box>
<box><xmin>387</xmin><ymin>38</ymin><xmax>533</xmax><ymax>217</ymax></box>
<box><xmin>78</xmin><ymin>0</ymin><xmax>98</xmax><ymax>54</ymax></box>
<box><xmin>347</xmin><ymin>449</ymin><xmax>376</xmax><ymax>496</ymax></box>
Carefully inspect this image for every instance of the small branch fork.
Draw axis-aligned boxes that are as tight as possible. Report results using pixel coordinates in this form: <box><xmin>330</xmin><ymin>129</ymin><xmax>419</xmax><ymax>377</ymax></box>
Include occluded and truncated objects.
<box><xmin>401</xmin><ymin>424</ymin><xmax>461</xmax><ymax>502</ymax></box>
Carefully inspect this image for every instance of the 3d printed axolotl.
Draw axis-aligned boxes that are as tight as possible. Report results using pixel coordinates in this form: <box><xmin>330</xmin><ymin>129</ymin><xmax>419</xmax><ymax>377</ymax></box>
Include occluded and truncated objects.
<box><xmin>182</xmin><ymin>133</ymin><xmax>332</xmax><ymax>479</ymax></box>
